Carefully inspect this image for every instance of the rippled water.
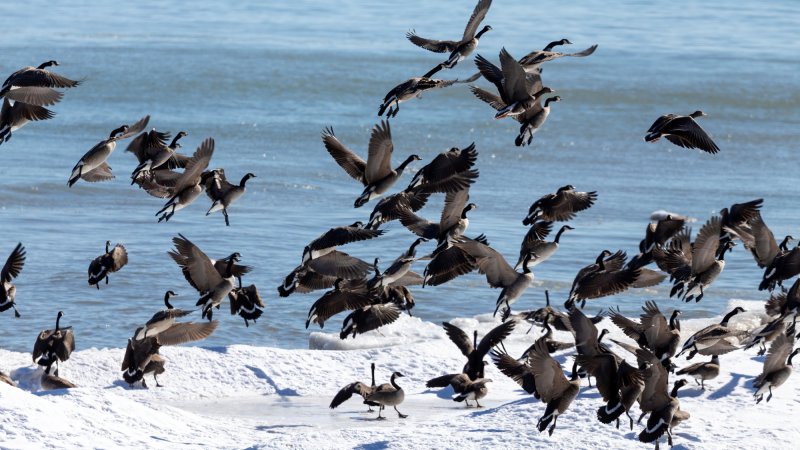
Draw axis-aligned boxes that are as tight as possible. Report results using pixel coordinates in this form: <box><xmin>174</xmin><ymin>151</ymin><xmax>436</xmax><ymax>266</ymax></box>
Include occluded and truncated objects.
<box><xmin>0</xmin><ymin>0</ymin><xmax>798</xmax><ymax>352</ymax></box>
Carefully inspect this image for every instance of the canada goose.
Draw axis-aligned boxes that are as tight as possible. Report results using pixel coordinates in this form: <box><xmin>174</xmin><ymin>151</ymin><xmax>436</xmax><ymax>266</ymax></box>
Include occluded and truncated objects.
<box><xmin>421</xmin><ymin>234</ymin><xmax>488</xmax><ymax>287</ymax></box>
<box><xmin>760</xmin><ymin>245</ymin><xmax>800</xmax><ymax>291</ymax></box>
<box><xmin>399</xmin><ymin>187</ymin><xmax>476</xmax><ymax>252</ymax></box>
<box><xmin>368</xmin><ymin>239</ymin><xmax>428</xmax><ymax>290</ymax></box>
<box><xmin>228</xmin><ymin>284</ymin><xmax>265</xmax><ymax>327</ymax></box>
<box><xmin>517</xmin><ymin>314</ymin><xmax>575</xmax><ymax>358</ymax></box>
<box><xmin>676</xmin><ymin>306</ymin><xmax>746</xmax><ymax>359</ymax></box>
<box><xmin>0</xmin><ymin>371</ymin><xmax>15</xmax><ymax>387</ymax></box>
<box><xmin>168</xmin><ymin>234</ymin><xmax>250</xmax><ymax>320</ymax></box>
<box><xmin>642</xmin><ymin>215</ymin><xmax>686</xmax><ymax>254</ymax></box>
<box><xmin>365</xmin><ymin>371</ymin><xmax>407</xmax><ymax>419</ymax></box>
<box><xmin>609</xmin><ymin>301</ymin><xmax>681</xmax><ymax>365</ymax></box>
<box><xmin>516</xmin><ymin>222</ymin><xmax>572</xmax><ymax>270</ymax></box>
<box><xmin>278</xmin><ymin>265</ymin><xmax>336</xmax><ymax>297</ymax></box>
<box><xmin>471</xmin><ymin>48</ymin><xmax>554</xmax><ymax>120</ymax></box>
<box><xmin>122</xmin><ymin>321</ymin><xmax>218</xmax><ymax>388</ymax></box>
<box><xmin>405</xmin><ymin>144</ymin><xmax>479</xmax><ymax>194</ymax></box>
<box><xmin>365</xmin><ymin>189</ymin><xmax>431</xmax><ymax>230</ymax></box>
<box><xmin>87</xmin><ymin>241</ymin><xmax>128</xmax><ymax>289</ymax></box>
<box><xmin>453</xmin><ymin>378</ymin><xmax>492</xmax><ymax>407</ymax></box>
<box><xmin>306</xmin><ymin>279</ymin><xmax>373</xmax><ymax>329</ymax></box>
<box><xmin>0</xmin><ymin>98</ymin><xmax>54</xmax><ymax>145</ymax></box>
<box><xmin>0</xmin><ymin>60</ymin><xmax>80</xmax><ymax>106</ymax></box>
<box><xmin>330</xmin><ymin>362</ymin><xmax>385</xmax><ymax>411</ymax></box>
<box><xmin>645</xmin><ymin>111</ymin><xmax>719</xmax><ymax>154</ymax></box>
<box><xmin>128</xmin><ymin>129</ymin><xmax>188</xmax><ymax>182</ymax></box>
<box><xmin>40</xmin><ymin>364</ymin><xmax>77</xmax><ymax>390</ymax></box>
<box><xmin>154</xmin><ymin>138</ymin><xmax>216</xmax><ymax>222</ymax></box>
<box><xmin>676</xmin><ymin>355</ymin><xmax>719</xmax><ymax>389</ymax></box>
<box><xmin>567</xmin><ymin>250</ymin><xmax>640</xmax><ymax>308</ymax></box>
<box><xmin>323</xmin><ymin>122</ymin><xmax>420</xmax><ymax>208</ymax></box>
<box><xmin>0</xmin><ymin>243</ymin><xmax>25</xmax><ymax>318</ymax></box>
<box><xmin>135</xmin><ymin>290</ymin><xmax>191</xmax><ymax>340</ymax></box>
<box><xmin>518</xmin><ymin>42</ymin><xmax>598</xmax><ymax>72</ymax></box>
<box><xmin>523</xmin><ymin>290</ymin><xmax>604</xmax><ymax>333</ymax></box>
<box><xmin>753</xmin><ymin>331</ymin><xmax>799</xmax><ymax>403</ymax></box>
<box><xmin>406</xmin><ymin>0</ymin><xmax>492</xmax><ymax>70</ymax></box>
<box><xmin>765</xmin><ymin>278</ymin><xmax>800</xmax><ymax>317</ymax></box>
<box><xmin>514</xmin><ymin>96</ymin><xmax>561</xmax><ymax>146</ymax></box>
<box><xmin>439</xmin><ymin>320</ymin><xmax>515</xmax><ymax>380</ymax></box>
<box><xmin>68</xmin><ymin>115</ymin><xmax>149</xmax><ymax>187</ymax></box>
<box><xmin>203</xmin><ymin>169</ymin><xmax>256</xmax><ymax>226</ymax></box>
<box><xmin>302</xmin><ymin>222</ymin><xmax>384</xmax><ymax>264</ymax></box>
<box><xmin>340</xmin><ymin>303</ymin><xmax>401</xmax><ymax>339</ymax></box>
<box><xmin>280</xmin><ymin>250</ymin><xmax>371</xmax><ymax>297</ymax></box>
<box><xmin>575</xmin><ymin>347</ymin><xmax>643</xmax><ymax>431</ymax></box>
<box><xmin>531</xmin><ymin>339</ymin><xmax>581</xmax><ymax>436</ymax></box>
<box><xmin>637</xmin><ymin>347</ymin><xmax>690</xmax><ymax>449</ymax></box>
<box><xmin>381</xmin><ymin>284</ymin><xmax>417</xmax><ymax>316</ymax></box>
<box><xmin>378</xmin><ymin>75</ymin><xmax>461</xmax><ymax>118</ymax></box>
<box><xmin>522</xmin><ymin>185</ymin><xmax>597</xmax><ymax>224</ymax></box>
<box><xmin>32</xmin><ymin>311</ymin><xmax>75</xmax><ymax>376</ymax></box>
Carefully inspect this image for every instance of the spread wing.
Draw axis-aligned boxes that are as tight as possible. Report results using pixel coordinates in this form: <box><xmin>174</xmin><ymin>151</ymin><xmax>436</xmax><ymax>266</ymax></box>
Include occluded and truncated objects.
<box><xmin>168</xmin><ymin>234</ymin><xmax>223</xmax><ymax>292</ymax></box>
<box><xmin>462</xmin><ymin>0</ymin><xmax>492</xmax><ymax>41</ymax></box>
<box><xmin>405</xmin><ymin>31</ymin><xmax>458</xmax><ymax>53</ymax></box>
<box><xmin>2</xmin><ymin>243</ymin><xmax>25</xmax><ymax>283</ymax></box>
<box><xmin>322</xmin><ymin>127</ymin><xmax>367</xmax><ymax>185</ymax></box>
<box><xmin>365</xmin><ymin>120</ymin><xmax>393</xmax><ymax>183</ymax></box>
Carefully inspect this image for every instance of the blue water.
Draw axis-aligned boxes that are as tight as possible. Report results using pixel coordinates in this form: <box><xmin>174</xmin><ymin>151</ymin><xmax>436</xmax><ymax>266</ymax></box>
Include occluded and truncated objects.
<box><xmin>0</xmin><ymin>0</ymin><xmax>798</xmax><ymax>352</ymax></box>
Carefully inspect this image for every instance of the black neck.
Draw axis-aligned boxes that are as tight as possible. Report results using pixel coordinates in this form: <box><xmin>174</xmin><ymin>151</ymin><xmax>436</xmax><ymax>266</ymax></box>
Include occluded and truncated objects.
<box><xmin>473</xmin><ymin>330</ymin><xmax>478</xmax><ymax>350</ymax></box>
<box><xmin>110</xmin><ymin>126</ymin><xmax>126</xmax><ymax>138</ymax></box>
<box><xmin>164</xmin><ymin>292</ymin><xmax>174</xmax><ymax>309</ymax></box>
<box><xmin>598</xmin><ymin>329</ymin><xmax>608</xmax><ymax>344</ymax></box>
<box><xmin>55</xmin><ymin>314</ymin><xmax>62</xmax><ymax>331</ymax></box>
<box><xmin>545</xmin><ymin>290</ymin><xmax>550</xmax><ymax>306</ymax></box>
<box><xmin>669</xmin><ymin>311</ymin><xmax>680</xmax><ymax>330</ymax></box>
<box><xmin>541</xmin><ymin>315</ymin><xmax>553</xmax><ymax>338</ymax></box>
<box><xmin>475</xmin><ymin>26</ymin><xmax>490</xmax><ymax>39</ymax></box>
<box><xmin>780</xmin><ymin>236</ymin><xmax>793</xmax><ymax>252</ymax></box>
<box><xmin>239</xmin><ymin>174</ymin><xmax>252</xmax><ymax>187</ymax></box>
<box><xmin>720</xmin><ymin>309</ymin><xmax>740</xmax><ymax>326</ymax></box>
<box><xmin>670</xmin><ymin>382</ymin><xmax>683</xmax><ymax>398</ymax></box>
<box><xmin>169</xmin><ymin>133</ymin><xmax>185</xmax><ymax>149</ymax></box>
<box><xmin>544</xmin><ymin>97</ymin><xmax>558</xmax><ymax>108</ymax></box>
<box><xmin>225</xmin><ymin>257</ymin><xmax>236</xmax><ymax>278</ymax></box>
<box><xmin>371</xmin><ymin>363</ymin><xmax>376</xmax><ymax>386</ymax></box>
<box><xmin>407</xmin><ymin>238</ymin><xmax>423</xmax><ymax>257</ymax></box>
<box><xmin>554</xmin><ymin>226</ymin><xmax>569</xmax><ymax>243</ymax></box>
<box><xmin>521</xmin><ymin>254</ymin><xmax>532</xmax><ymax>274</ymax></box>
<box><xmin>37</xmin><ymin>61</ymin><xmax>56</xmax><ymax>69</ymax></box>
<box><xmin>570</xmin><ymin>360</ymin><xmax>579</xmax><ymax>380</ymax></box>
<box><xmin>788</xmin><ymin>349</ymin><xmax>800</xmax><ymax>365</ymax></box>
<box><xmin>390</xmin><ymin>373</ymin><xmax>402</xmax><ymax>390</ymax></box>
<box><xmin>396</xmin><ymin>156</ymin><xmax>417</xmax><ymax>173</ymax></box>
<box><xmin>105</xmin><ymin>241</ymin><xmax>110</xmax><ymax>253</ymax></box>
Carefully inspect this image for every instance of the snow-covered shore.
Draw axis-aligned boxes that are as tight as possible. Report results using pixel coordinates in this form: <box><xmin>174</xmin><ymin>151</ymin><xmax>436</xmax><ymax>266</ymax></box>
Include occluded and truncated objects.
<box><xmin>2</xmin><ymin>300</ymin><xmax>799</xmax><ymax>449</ymax></box>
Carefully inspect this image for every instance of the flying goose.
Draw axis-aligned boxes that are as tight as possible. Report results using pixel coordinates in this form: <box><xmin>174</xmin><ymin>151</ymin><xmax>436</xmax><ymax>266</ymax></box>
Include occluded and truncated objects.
<box><xmin>68</xmin><ymin>115</ymin><xmax>149</xmax><ymax>187</ymax></box>
<box><xmin>0</xmin><ymin>243</ymin><xmax>25</xmax><ymax>318</ymax></box>
<box><xmin>764</xmin><ymin>278</ymin><xmax>800</xmax><ymax>318</ymax></box>
<box><xmin>676</xmin><ymin>355</ymin><xmax>719</xmax><ymax>389</ymax></box>
<box><xmin>228</xmin><ymin>284</ymin><xmax>265</xmax><ymax>327</ymax></box>
<box><xmin>516</xmin><ymin>221</ymin><xmax>573</xmax><ymax>269</ymax></box>
<box><xmin>645</xmin><ymin>111</ymin><xmax>719</xmax><ymax>154</ymax></box>
<box><xmin>87</xmin><ymin>241</ymin><xmax>128</xmax><ymax>289</ymax></box>
<box><xmin>641</xmin><ymin>215</ymin><xmax>686</xmax><ymax>254</ymax></box>
<box><xmin>330</xmin><ymin>362</ymin><xmax>386</xmax><ymax>411</ymax></box>
<box><xmin>302</xmin><ymin>222</ymin><xmax>384</xmax><ymax>264</ymax></box>
<box><xmin>280</xmin><ymin>250</ymin><xmax>371</xmax><ymax>296</ymax></box>
<box><xmin>567</xmin><ymin>250</ymin><xmax>640</xmax><ymax>308</ymax></box>
<box><xmin>753</xmin><ymin>331</ymin><xmax>799</xmax><ymax>403</ymax></box>
<box><xmin>518</xmin><ymin>42</ymin><xmax>598</xmax><ymax>72</ymax></box>
<box><xmin>399</xmin><ymin>187</ymin><xmax>476</xmax><ymax>251</ymax></box>
<box><xmin>406</xmin><ymin>0</ymin><xmax>492</xmax><ymax>70</ymax></box>
<box><xmin>168</xmin><ymin>234</ymin><xmax>250</xmax><ymax>320</ymax></box>
<box><xmin>522</xmin><ymin>290</ymin><xmax>604</xmax><ymax>333</ymax></box>
<box><xmin>306</xmin><ymin>279</ymin><xmax>373</xmax><ymax>329</ymax></box>
<box><xmin>0</xmin><ymin>98</ymin><xmax>54</xmax><ymax>145</ymax></box>
<box><xmin>128</xmin><ymin>129</ymin><xmax>188</xmax><ymax>182</ymax></box>
<box><xmin>522</xmin><ymin>185</ymin><xmax>597</xmax><ymax>224</ymax></box>
<box><xmin>378</xmin><ymin>74</ymin><xmax>461</xmax><ymax>118</ymax></box>
<box><xmin>365</xmin><ymin>188</ymin><xmax>431</xmax><ymax>230</ymax></box>
<box><xmin>339</xmin><ymin>303</ymin><xmax>402</xmax><ymax>339</ymax></box>
<box><xmin>479</xmin><ymin>250</ymin><xmax>535</xmax><ymax>319</ymax></box>
<box><xmin>530</xmin><ymin>339</ymin><xmax>581</xmax><ymax>436</ymax></box>
<box><xmin>609</xmin><ymin>301</ymin><xmax>681</xmax><ymax>366</ymax></box>
<box><xmin>759</xmin><ymin>244</ymin><xmax>800</xmax><ymax>291</ymax></box>
<box><xmin>134</xmin><ymin>290</ymin><xmax>191</xmax><ymax>340</ymax></box>
<box><xmin>32</xmin><ymin>311</ymin><xmax>75</xmax><ymax>376</ymax></box>
<box><xmin>676</xmin><ymin>306</ymin><xmax>746</xmax><ymax>359</ymax></box>
<box><xmin>40</xmin><ymin>364</ymin><xmax>77</xmax><ymax>390</ymax></box>
<box><xmin>514</xmin><ymin>96</ymin><xmax>561</xmax><ymax>146</ymax></box>
<box><xmin>471</xmin><ymin>48</ymin><xmax>554</xmax><ymax>120</ymax></box>
<box><xmin>723</xmin><ymin>211</ymin><xmax>784</xmax><ymax>269</ymax></box>
<box><xmin>368</xmin><ymin>239</ymin><xmax>427</xmax><ymax>290</ymax></box>
<box><xmin>636</xmin><ymin>348</ymin><xmax>690</xmax><ymax>449</ymax></box>
<box><xmin>0</xmin><ymin>60</ymin><xmax>80</xmax><ymax>106</ymax></box>
<box><xmin>421</xmin><ymin>234</ymin><xmax>489</xmax><ymax>286</ymax></box>
<box><xmin>122</xmin><ymin>320</ymin><xmax>218</xmax><ymax>388</ymax></box>
<box><xmin>154</xmin><ymin>138</ymin><xmax>216</xmax><ymax>222</ymax></box>
<box><xmin>436</xmin><ymin>320</ymin><xmax>515</xmax><ymax>381</ymax></box>
<box><xmin>365</xmin><ymin>371</ymin><xmax>407</xmax><ymax>419</ymax></box>
<box><xmin>405</xmin><ymin>144</ymin><xmax>480</xmax><ymax>194</ymax></box>
<box><xmin>204</xmin><ymin>169</ymin><xmax>256</xmax><ymax>226</ymax></box>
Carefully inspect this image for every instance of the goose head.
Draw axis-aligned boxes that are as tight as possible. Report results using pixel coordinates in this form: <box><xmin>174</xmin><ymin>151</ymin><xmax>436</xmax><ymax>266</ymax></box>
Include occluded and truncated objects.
<box><xmin>164</xmin><ymin>290</ymin><xmax>178</xmax><ymax>308</ymax></box>
<box><xmin>689</xmin><ymin>111</ymin><xmax>707</xmax><ymax>118</ymax></box>
<box><xmin>595</xmin><ymin>249</ymin><xmax>612</xmax><ymax>265</ymax></box>
<box><xmin>110</xmin><ymin>125</ymin><xmax>129</xmax><ymax>138</ymax></box>
<box><xmin>350</xmin><ymin>221</ymin><xmax>365</xmax><ymax>229</ymax></box>
<box><xmin>55</xmin><ymin>310</ymin><xmax>65</xmax><ymax>330</ymax></box>
<box><xmin>169</xmin><ymin>131</ymin><xmax>188</xmax><ymax>149</ymax></box>
<box><xmin>779</xmin><ymin>235</ymin><xmax>794</xmax><ymax>251</ymax></box>
<box><xmin>104</xmin><ymin>240</ymin><xmax>111</xmax><ymax>253</ymax></box>
<box><xmin>408</xmin><ymin>237</ymin><xmax>428</xmax><ymax>256</ymax></box>
<box><xmin>37</xmin><ymin>60</ymin><xmax>59</xmax><ymax>69</ymax></box>
<box><xmin>475</xmin><ymin>25</ymin><xmax>492</xmax><ymax>39</ymax></box>
<box><xmin>240</xmin><ymin>173</ymin><xmax>257</xmax><ymax>186</ymax></box>
<box><xmin>598</xmin><ymin>328</ymin><xmax>610</xmax><ymax>343</ymax></box>
<box><xmin>554</xmin><ymin>224</ymin><xmax>573</xmax><ymax>243</ymax></box>
<box><xmin>227</xmin><ymin>252</ymin><xmax>242</xmax><ymax>262</ymax></box>
<box><xmin>461</xmin><ymin>203</ymin><xmax>477</xmax><ymax>219</ymax></box>
<box><xmin>671</xmin><ymin>378</ymin><xmax>689</xmax><ymax>397</ymax></box>
<box><xmin>544</xmin><ymin>96</ymin><xmax>561</xmax><ymax>108</ymax></box>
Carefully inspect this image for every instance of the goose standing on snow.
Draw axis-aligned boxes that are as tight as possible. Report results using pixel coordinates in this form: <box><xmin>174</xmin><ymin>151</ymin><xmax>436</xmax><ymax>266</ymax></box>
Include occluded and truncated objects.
<box><xmin>0</xmin><ymin>98</ymin><xmax>55</xmax><ymax>145</ymax></box>
<box><xmin>428</xmin><ymin>320</ymin><xmax>515</xmax><ymax>383</ymax></box>
<box><xmin>154</xmin><ymin>137</ymin><xmax>216</xmax><ymax>222</ymax></box>
<box><xmin>322</xmin><ymin>121</ymin><xmax>419</xmax><ymax>208</ymax></box>
<box><xmin>135</xmin><ymin>290</ymin><xmax>191</xmax><ymax>340</ymax></box>
<box><xmin>753</xmin><ymin>331</ymin><xmax>799</xmax><ymax>403</ymax></box>
<box><xmin>1</xmin><ymin>243</ymin><xmax>25</xmax><ymax>318</ymax></box>
<box><xmin>452</xmin><ymin>377</ymin><xmax>492</xmax><ymax>407</ymax></box>
<box><xmin>68</xmin><ymin>115</ymin><xmax>149</xmax><ymax>187</ymax></box>
<box><xmin>127</xmin><ymin>129</ymin><xmax>188</xmax><ymax>182</ymax></box>
<box><xmin>0</xmin><ymin>60</ymin><xmax>80</xmax><ymax>106</ymax></box>
<box><xmin>676</xmin><ymin>306</ymin><xmax>746</xmax><ymax>359</ymax></box>
<box><xmin>676</xmin><ymin>355</ymin><xmax>719</xmax><ymax>389</ymax></box>
<box><xmin>330</xmin><ymin>362</ymin><xmax>385</xmax><ymax>412</ymax></box>
<box><xmin>523</xmin><ymin>185</ymin><xmax>597</xmax><ymax>224</ymax></box>
<box><xmin>645</xmin><ymin>111</ymin><xmax>719</xmax><ymax>154</ymax></box>
<box><xmin>406</xmin><ymin>0</ymin><xmax>493</xmax><ymax>71</ymax></box>
<box><xmin>205</xmin><ymin>169</ymin><xmax>256</xmax><ymax>226</ymax></box>
<box><xmin>365</xmin><ymin>371</ymin><xmax>408</xmax><ymax>419</ymax></box>
<box><xmin>32</xmin><ymin>311</ymin><xmax>75</xmax><ymax>376</ymax></box>
<box><xmin>88</xmin><ymin>241</ymin><xmax>128</xmax><ymax>289</ymax></box>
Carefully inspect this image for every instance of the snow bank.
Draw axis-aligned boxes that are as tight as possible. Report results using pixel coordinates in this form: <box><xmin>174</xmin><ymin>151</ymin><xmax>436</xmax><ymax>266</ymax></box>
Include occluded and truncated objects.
<box><xmin>2</xmin><ymin>300</ymin><xmax>799</xmax><ymax>449</ymax></box>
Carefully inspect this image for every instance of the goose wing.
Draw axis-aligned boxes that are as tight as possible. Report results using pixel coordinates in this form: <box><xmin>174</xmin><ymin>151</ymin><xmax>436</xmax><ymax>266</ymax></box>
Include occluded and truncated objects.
<box><xmin>365</xmin><ymin>120</ymin><xmax>393</xmax><ymax>183</ymax></box>
<box><xmin>636</xmin><ymin>348</ymin><xmax>669</xmax><ymax>413</ymax></box>
<box><xmin>423</xmin><ymin>244</ymin><xmax>478</xmax><ymax>286</ymax></box>
<box><xmin>691</xmin><ymin>216</ymin><xmax>721</xmax><ymax>274</ymax></box>
<box><xmin>474</xmin><ymin>246</ymin><xmax>519</xmax><ymax>288</ymax></box>
<box><xmin>647</xmin><ymin>114</ymin><xmax>677</xmax><ymax>133</ymax></box>
<box><xmin>747</xmin><ymin>214</ymin><xmax>779</xmax><ymax>268</ymax></box>
<box><xmin>761</xmin><ymin>332</ymin><xmax>794</xmax><ymax>375</ymax></box>
<box><xmin>306</xmin><ymin>288</ymin><xmax>373</xmax><ymax>328</ymax></box>
<box><xmin>521</xmin><ymin>221</ymin><xmax>553</xmax><ymax>248</ymax></box>
<box><xmin>470</xmin><ymin>85</ymin><xmax>505</xmax><ymax>111</ymax></box>
<box><xmin>476</xmin><ymin>320</ymin><xmax>515</xmax><ymax>357</ymax></box>
<box><xmin>4</xmin><ymin>86</ymin><xmax>63</xmax><ymax>106</ymax></box>
<box><xmin>109</xmin><ymin>244</ymin><xmax>128</xmax><ymax>271</ymax></box>
<box><xmin>608</xmin><ymin>308</ymin><xmax>644</xmax><ymax>342</ymax></box>
<box><xmin>462</xmin><ymin>0</ymin><xmax>492</xmax><ymax>41</ymax></box>
<box><xmin>81</xmin><ymin>162</ymin><xmax>114</xmax><ymax>182</ymax></box>
<box><xmin>1</xmin><ymin>243</ymin><xmax>25</xmax><ymax>283</ymax></box>
<box><xmin>550</xmin><ymin>189</ymin><xmax>597</xmax><ymax>221</ymax></box>
<box><xmin>5</xmin><ymin>68</ymin><xmax>80</xmax><ymax>89</ymax></box>
<box><xmin>307</xmin><ymin>251</ymin><xmax>371</xmax><ymax>279</ymax></box>
<box><xmin>398</xmin><ymin>210</ymin><xmax>440</xmax><ymax>240</ymax></box>
<box><xmin>7</xmin><ymin>100</ymin><xmax>54</xmax><ymax>122</ymax></box>
<box><xmin>439</xmin><ymin>187</ymin><xmax>469</xmax><ymax>233</ymax></box>
<box><xmin>117</xmin><ymin>116</ymin><xmax>151</xmax><ymax>140</ymax></box>
<box><xmin>126</xmin><ymin>129</ymin><xmax>171</xmax><ymax>162</ymax></box>
<box><xmin>32</xmin><ymin>329</ymin><xmax>53</xmax><ymax>362</ymax></box>
<box><xmin>499</xmin><ymin>48</ymin><xmax>530</xmax><ymax>104</ymax></box>
<box><xmin>641</xmin><ymin>301</ymin><xmax>671</xmax><ymax>350</ymax></box>
<box><xmin>173</xmin><ymin>138</ymin><xmax>214</xmax><ymax>192</ymax></box>
<box><xmin>168</xmin><ymin>234</ymin><xmax>223</xmax><ymax>293</ymax></box>
<box><xmin>530</xmin><ymin>338</ymin><xmax>570</xmax><ymax>402</ymax></box>
<box><xmin>569</xmin><ymin>307</ymin><xmax>601</xmax><ymax>356</ymax></box>
<box><xmin>330</xmin><ymin>382</ymin><xmax>371</xmax><ymax>408</ymax></box>
<box><xmin>405</xmin><ymin>31</ymin><xmax>458</xmax><ymax>53</ymax></box>
<box><xmin>156</xmin><ymin>321</ymin><xmax>219</xmax><ymax>346</ymax></box>
<box><xmin>474</xmin><ymin>54</ymin><xmax>505</xmax><ymax>97</ymax></box>
<box><xmin>321</xmin><ymin>127</ymin><xmax>367</xmax><ymax>185</ymax></box>
<box><xmin>666</xmin><ymin>116</ymin><xmax>719</xmax><ymax>154</ymax></box>
<box><xmin>442</xmin><ymin>322</ymin><xmax>475</xmax><ymax>356</ymax></box>
<box><xmin>55</xmin><ymin>329</ymin><xmax>75</xmax><ymax>361</ymax></box>
<box><xmin>490</xmin><ymin>349</ymin><xmax>537</xmax><ymax>395</ymax></box>
<box><xmin>310</xmin><ymin>226</ymin><xmax>384</xmax><ymax>251</ymax></box>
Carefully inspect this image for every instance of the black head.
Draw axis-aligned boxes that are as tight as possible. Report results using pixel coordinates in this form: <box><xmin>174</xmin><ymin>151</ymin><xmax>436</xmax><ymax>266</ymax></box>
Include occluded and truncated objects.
<box><xmin>392</xmin><ymin>371</ymin><xmax>405</xmax><ymax>378</ymax></box>
<box><xmin>228</xmin><ymin>252</ymin><xmax>242</xmax><ymax>262</ymax></box>
<box><xmin>57</xmin><ymin>310</ymin><xmax>64</xmax><ymax>319</ymax></box>
<box><xmin>241</xmin><ymin>173</ymin><xmax>257</xmax><ymax>185</ymax></box>
<box><xmin>334</xmin><ymin>278</ymin><xmax>344</xmax><ymax>290</ymax></box>
<box><xmin>558</xmin><ymin>185</ymin><xmax>576</xmax><ymax>192</ymax></box>
<box><xmin>464</xmin><ymin>203</ymin><xmax>477</xmax><ymax>213</ymax></box>
<box><xmin>350</xmin><ymin>221</ymin><xmax>365</xmax><ymax>229</ymax></box>
<box><xmin>559</xmin><ymin>39</ymin><xmax>573</xmax><ymax>45</ymax></box>
<box><xmin>37</xmin><ymin>60</ymin><xmax>59</xmax><ymax>69</ymax></box>
<box><xmin>410</xmin><ymin>154</ymin><xmax>422</xmax><ymax>161</ymax></box>
<box><xmin>476</xmin><ymin>25</ymin><xmax>492</xmax><ymax>38</ymax></box>
<box><xmin>105</xmin><ymin>240</ymin><xmax>111</xmax><ymax>251</ymax></box>
<box><xmin>169</xmin><ymin>131</ymin><xmax>188</xmax><ymax>148</ymax></box>
<box><xmin>560</xmin><ymin>225</ymin><xmax>574</xmax><ymax>232</ymax></box>
<box><xmin>544</xmin><ymin>96</ymin><xmax>561</xmax><ymax>107</ymax></box>
<box><xmin>731</xmin><ymin>306</ymin><xmax>745</xmax><ymax>315</ymax></box>
<box><xmin>165</xmin><ymin>290</ymin><xmax>178</xmax><ymax>298</ymax></box>
<box><xmin>110</xmin><ymin>125</ymin><xmax>129</xmax><ymax>138</ymax></box>
<box><xmin>689</xmin><ymin>111</ymin><xmax>707</xmax><ymax>118</ymax></box>
<box><xmin>595</xmin><ymin>249</ymin><xmax>612</xmax><ymax>263</ymax></box>
<box><xmin>598</xmin><ymin>329</ymin><xmax>610</xmax><ymax>342</ymax></box>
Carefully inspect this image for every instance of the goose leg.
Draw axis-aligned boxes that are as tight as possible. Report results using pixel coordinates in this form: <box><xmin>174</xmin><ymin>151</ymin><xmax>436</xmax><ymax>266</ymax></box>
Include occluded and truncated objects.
<box><xmin>394</xmin><ymin>406</ymin><xmax>407</xmax><ymax>418</ymax></box>
<box><xmin>154</xmin><ymin>374</ymin><xmax>163</xmax><ymax>388</ymax></box>
<box><xmin>142</xmin><ymin>378</ymin><xmax>148</xmax><ymax>389</ymax></box>
<box><xmin>376</xmin><ymin>405</ymin><xmax>385</xmax><ymax>420</ymax></box>
<box><xmin>615</xmin><ymin>418</ymin><xmax>620</xmax><ymax>429</ymax></box>
<box><xmin>223</xmin><ymin>209</ymin><xmax>230</xmax><ymax>227</ymax></box>
<box><xmin>475</xmin><ymin>400</ymin><xmax>482</xmax><ymax>408</ymax></box>
<box><xmin>667</xmin><ymin>428</ymin><xmax>674</xmax><ymax>447</ymax></box>
<box><xmin>105</xmin><ymin>275</ymin><xmax>109</xmax><ymax>285</ymax></box>
<box><xmin>701</xmin><ymin>379</ymin><xmax>705</xmax><ymax>390</ymax></box>
<box><xmin>548</xmin><ymin>415</ymin><xmax>558</xmax><ymax>436</ymax></box>
<box><xmin>12</xmin><ymin>303</ymin><xmax>21</xmax><ymax>318</ymax></box>
<box><xmin>626</xmin><ymin>409</ymin><xmax>634</xmax><ymax>430</ymax></box>
<box><xmin>95</xmin><ymin>283</ymin><xmax>100</xmax><ymax>290</ymax></box>
<box><xmin>767</xmin><ymin>386</ymin><xmax>773</xmax><ymax>402</ymax></box>
<box><xmin>637</xmin><ymin>411</ymin><xmax>647</xmax><ymax>424</ymax></box>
